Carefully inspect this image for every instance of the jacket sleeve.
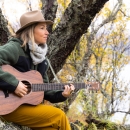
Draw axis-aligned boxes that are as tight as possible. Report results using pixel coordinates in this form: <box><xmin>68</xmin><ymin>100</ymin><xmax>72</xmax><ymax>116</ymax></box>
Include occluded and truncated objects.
<box><xmin>0</xmin><ymin>42</ymin><xmax>20</xmax><ymax>92</ymax></box>
<box><xmin>44</xmin><ymin>90</ymin><xmax>67</xmax><ymax>103</ymax></box>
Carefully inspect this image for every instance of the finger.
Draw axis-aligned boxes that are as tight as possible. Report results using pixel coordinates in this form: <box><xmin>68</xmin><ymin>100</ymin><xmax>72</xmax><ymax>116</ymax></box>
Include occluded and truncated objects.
<box><xmin>64</xmin><ymin>85</ymin><xmax>70</xmax><ymax>90</ymax></box>
<box><xmin>24</xmin><ymin>85</ymin><xmax>28</xmax><ymax>89</ymax></box>
<box><xmin>23</xmin><ymin>86</ymin><xmax>28</xmax><ymax>92</ymax></box>
<box><xmin>20</xmin><ymin>93</ymin><xmax>25</xmax><ymax>97</ymax></box>
<box><xmin>69</xmin><ymin>84</ymin><xmax>75</xmax><ymax>90</ymax></box>
<box><xmin>18</xmin><ymin>93</ymin><xmax>24</xmax><ymax>97</ymax></box>
<box><xmin>70</xmin><ymin>90</ymin><xmax>74</xmax><ymax>94</ymax></box>
<box><xmin>22</xmin><ymin>90</ymin><xmax>27</xmax><ymax>95</ymax></box>
<box><xmin>24</xmin><ymin>85</ymin><xmax>28</xmax><ymax>87</ymax></box>
<box><xmin>23</xmin><ymin>88</ymin><xmax>28</xmax><ymax>93</ymax></box>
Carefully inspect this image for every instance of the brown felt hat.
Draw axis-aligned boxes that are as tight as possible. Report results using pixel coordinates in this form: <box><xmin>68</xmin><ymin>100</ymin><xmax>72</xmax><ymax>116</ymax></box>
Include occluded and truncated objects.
<box><xmin>16</xmin><ymin>10</ymin><xmax>53</xmax><ymax>34</ymax></box>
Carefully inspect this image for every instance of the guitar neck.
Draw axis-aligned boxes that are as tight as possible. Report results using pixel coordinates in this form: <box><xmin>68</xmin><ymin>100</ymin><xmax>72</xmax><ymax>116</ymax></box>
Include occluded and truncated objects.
<box><xmin>32</xmin><ymin>82</ymin><xmax>99</xmax><ymax>91</ymax></box>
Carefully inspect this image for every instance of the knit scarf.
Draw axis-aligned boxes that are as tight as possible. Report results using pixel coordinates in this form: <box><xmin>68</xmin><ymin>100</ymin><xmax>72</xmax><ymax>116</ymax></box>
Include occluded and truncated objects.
<box><xmin>28</xmin><ymin>41</ymin><xmax>48</xmax><ymax>65</ymax></box>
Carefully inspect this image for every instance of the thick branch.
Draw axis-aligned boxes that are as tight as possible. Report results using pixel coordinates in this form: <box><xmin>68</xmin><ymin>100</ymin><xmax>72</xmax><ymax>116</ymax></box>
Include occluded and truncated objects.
<box><xmin>0</xmin><ymin>9</ymin><xmax>10</xmax><ymax>45</ymax></box>
<box><xmin>41</xmin><ymin>0</ymin><xmax>58</xmax><ymax>33</ymax></box>
<box><xmin>47</xmin><ymin>0</ymin><xmax>109</xmax><ymax>80</ymax></box>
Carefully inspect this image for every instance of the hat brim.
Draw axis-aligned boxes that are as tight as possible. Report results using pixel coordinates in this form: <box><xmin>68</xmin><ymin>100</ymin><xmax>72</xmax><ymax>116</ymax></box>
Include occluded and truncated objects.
<box><xmin>16</xmin><ymin>20</ymin><xmax>53</xmax><ymax>34</ymax></box>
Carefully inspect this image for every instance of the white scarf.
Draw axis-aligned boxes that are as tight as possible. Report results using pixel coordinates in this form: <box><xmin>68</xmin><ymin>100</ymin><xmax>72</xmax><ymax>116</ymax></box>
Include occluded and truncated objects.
<box><xmin>28</xmin><ymin>41</ymin><xmax>48</xmax><ymax>65</ymax></box>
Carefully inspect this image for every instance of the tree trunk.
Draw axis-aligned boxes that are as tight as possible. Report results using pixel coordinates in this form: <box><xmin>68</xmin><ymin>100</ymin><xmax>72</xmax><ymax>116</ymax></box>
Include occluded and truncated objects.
<box><xmin>45</xmin><ymin>0</ymin><xmax>109</xmax><ymax>80</ymax></box>
<box><xmin>0</xmin><ymin>9</ymin><xmax>10</xmax><ymax>45</ymax></box>
<box><xmin>41</xmin><ymin>0</ymin><xmax>58</xmax><ymax>33</ymax></box>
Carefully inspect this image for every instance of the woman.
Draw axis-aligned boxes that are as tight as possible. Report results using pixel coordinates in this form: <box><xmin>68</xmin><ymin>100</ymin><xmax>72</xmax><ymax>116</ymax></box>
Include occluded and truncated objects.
<box><xmin>1</xmin><ymin>10</ymin><xmax>75</xmax><ymax>130</ymax></box>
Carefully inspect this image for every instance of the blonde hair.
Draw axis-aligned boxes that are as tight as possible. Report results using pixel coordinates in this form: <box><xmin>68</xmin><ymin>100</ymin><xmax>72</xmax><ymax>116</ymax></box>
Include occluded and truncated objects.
<box><xmin>15</xmin><ymin>23</ymin><xmax>37</xmax><ymax>49</ymax></box>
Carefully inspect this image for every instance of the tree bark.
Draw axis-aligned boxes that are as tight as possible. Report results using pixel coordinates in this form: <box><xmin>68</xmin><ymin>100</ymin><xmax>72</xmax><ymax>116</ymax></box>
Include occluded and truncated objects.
<box><xmin>46</xmin><ymin>0</ymin><xmax>109</xmax><ymax>80</ymax></box>
<box><xmin>41</xmin><ymin>0</ymin><xmax>58</xmax><ymax>33</ymax></box>
<box><xmin>0</xmin><ymin>9</ymin><xmax>10</xmax><ymax>45</ymax></box>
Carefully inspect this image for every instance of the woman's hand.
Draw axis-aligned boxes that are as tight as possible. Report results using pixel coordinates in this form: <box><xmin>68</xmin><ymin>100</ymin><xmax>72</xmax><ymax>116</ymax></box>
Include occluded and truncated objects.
<box><xmin>14</xmin><ymin>81</ymin><xmax>28</xmax><ymax>97</ymax></box>
<box><xmin>62</xmin><ymin>84</ymin><xmax>75</xmax><ymax>98</ymax></box>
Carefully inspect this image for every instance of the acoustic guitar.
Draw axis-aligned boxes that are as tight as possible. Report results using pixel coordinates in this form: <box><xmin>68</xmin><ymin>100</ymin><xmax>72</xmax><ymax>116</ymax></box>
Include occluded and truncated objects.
<box><xmin>0</xmin><ymin>65</ymin><xmax>100</xmax><ymax>115</ymax></box>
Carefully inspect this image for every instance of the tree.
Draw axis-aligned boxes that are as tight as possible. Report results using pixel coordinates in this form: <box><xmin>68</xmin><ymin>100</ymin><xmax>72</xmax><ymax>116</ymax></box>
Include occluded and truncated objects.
<box><xmin>0</xmin><ymin>0</ymin><xmax>109</xmax><ymax>80</ymax></box>
<box><xmin>3</xmin><ymin>0</ymin><xmax>130</xmax><ymax>130</ymax></box>
<box><xmin>57</xmin><ymin>0</ymin><xmax>130</xmax><ymax>127</ymax></box>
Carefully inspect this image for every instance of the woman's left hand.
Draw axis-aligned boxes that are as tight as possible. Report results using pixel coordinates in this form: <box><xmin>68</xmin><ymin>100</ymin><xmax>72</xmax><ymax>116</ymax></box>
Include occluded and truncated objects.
<box><xmin>62</xmin><ymin>84</ymin><xmax>75</xmax><ymax>97</ymax></box>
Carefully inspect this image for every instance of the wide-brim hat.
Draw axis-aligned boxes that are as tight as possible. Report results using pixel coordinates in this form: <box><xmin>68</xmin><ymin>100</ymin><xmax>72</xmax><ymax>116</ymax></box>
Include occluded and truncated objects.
<box><xmin>16</xmin><ymin>10</ymin><xmax>53</xmax><ymax>34</ymax></box>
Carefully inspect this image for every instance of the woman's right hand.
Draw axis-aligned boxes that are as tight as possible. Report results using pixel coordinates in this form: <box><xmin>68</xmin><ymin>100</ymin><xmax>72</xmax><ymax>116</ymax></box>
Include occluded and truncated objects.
<box><xmin>14</xmin><ymin>81</ymin><xmax>28</xmax><ymax>97</ymax></box>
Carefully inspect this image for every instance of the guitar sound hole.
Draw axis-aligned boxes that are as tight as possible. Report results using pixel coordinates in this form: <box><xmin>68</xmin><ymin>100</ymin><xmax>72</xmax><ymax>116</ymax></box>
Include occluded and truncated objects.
<box><xmin>21</xmin><ymin>80</ymin><xmax>31</xmax><ymax>94</ymax></box>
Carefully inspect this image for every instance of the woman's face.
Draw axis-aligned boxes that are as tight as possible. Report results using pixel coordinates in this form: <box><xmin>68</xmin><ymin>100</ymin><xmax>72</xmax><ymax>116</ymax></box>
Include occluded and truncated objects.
<box><xmin>34</xmin><ymin>22</ymin><xmax>49</xmax><ymax>44</ymax></box>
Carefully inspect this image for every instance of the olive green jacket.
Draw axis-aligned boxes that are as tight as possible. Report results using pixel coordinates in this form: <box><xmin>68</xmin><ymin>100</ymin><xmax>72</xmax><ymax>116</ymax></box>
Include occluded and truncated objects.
<box><xmin>0</xmin><ymin>37</ymin><xmax>67</xmax><ymax>103</ymax></box>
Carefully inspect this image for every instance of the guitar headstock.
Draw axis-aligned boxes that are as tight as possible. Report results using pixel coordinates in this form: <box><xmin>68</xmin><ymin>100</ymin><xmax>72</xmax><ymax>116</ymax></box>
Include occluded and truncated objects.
<box><xmin>85</xmin><ymin>82</ymin><xmax>100</xmax><ymax>91</ymax></box>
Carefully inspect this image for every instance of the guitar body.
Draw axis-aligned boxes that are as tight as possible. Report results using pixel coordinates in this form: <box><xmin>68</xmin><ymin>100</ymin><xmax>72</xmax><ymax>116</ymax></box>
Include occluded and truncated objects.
<box><xmin>0</xmin><ymin>65</ymin><xmax>44</xmax><ymax>115</ymax></box>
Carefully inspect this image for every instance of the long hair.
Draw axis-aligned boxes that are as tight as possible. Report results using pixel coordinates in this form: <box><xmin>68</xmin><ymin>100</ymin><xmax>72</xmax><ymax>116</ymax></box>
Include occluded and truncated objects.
<box><xmin>15</xmin><ymin>23</ymin><xmax>37</xmax><ymax>49</ymax></box>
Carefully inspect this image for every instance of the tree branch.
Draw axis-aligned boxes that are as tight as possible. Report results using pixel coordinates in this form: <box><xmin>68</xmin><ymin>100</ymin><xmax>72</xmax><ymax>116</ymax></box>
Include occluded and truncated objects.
<box><xmin>47</xmin><ymin>0</ymin><xmax>109</xmax><ymax>80</ymax></box>
<box><xmin>41</xmin><ymin>0</ymin><xmax>58</xmax><ymax>33</ymax></box>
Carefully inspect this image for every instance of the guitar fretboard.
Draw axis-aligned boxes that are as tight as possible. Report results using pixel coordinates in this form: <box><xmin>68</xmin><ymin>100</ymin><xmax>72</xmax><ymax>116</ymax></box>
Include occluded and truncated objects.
<box><xmin>32</xmin><ymin>82</ymin><xmax>99</xmax><ymax>91</ymax></box>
